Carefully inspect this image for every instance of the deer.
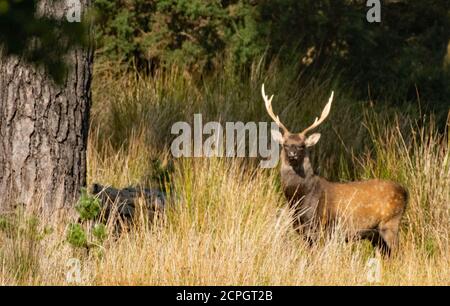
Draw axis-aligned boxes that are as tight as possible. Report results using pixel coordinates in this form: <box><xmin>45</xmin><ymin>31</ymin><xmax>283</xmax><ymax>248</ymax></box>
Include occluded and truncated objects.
<box><xmin>261</xmin><ymin>84</ymin><xmax>408</xmax><ymax>256</ymax></box>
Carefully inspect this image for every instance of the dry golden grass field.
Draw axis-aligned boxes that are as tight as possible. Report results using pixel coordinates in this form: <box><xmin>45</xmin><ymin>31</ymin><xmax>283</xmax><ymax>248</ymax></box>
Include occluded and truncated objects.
<box><xmin>0</xmin><ymin>61</ymin><xmax>449</xmax><ymax>285</ymax></box>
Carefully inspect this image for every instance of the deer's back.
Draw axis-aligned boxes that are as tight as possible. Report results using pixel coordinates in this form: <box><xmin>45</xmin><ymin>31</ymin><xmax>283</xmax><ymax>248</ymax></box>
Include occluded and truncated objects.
<box><xmin>319</xmin><ymin>179</ymin><xmax>408</xmax><ymax>230</ymax></box>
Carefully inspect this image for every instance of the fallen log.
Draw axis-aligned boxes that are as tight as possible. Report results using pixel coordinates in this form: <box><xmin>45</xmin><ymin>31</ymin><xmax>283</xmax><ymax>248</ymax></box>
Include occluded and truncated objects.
<box><xmin>89</xmin><ymin>183</ymin><xmax>166</xmax><ymax>225</ymax></box>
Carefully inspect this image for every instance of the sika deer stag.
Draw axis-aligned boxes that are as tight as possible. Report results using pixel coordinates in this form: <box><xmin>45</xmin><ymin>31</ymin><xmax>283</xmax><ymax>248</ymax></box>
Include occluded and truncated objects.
<box><xmin>262</xmin><ymin>84</ymin><xmax>407</xmax><ymax>255</ymax></box>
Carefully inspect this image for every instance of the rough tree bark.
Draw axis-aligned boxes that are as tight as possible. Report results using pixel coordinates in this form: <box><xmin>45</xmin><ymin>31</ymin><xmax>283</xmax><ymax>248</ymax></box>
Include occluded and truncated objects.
<box><xmin>0</xmin><ymin>1</ymin><xmax>92</xmax><ymax>212</ymax></box>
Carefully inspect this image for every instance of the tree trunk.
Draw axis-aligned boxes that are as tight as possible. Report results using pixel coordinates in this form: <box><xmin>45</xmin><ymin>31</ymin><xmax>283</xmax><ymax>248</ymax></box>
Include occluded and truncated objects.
<box><xmin>0</xmin><ymin>1</ymin><xmax>92</xmax><ymax>212</ymax></box>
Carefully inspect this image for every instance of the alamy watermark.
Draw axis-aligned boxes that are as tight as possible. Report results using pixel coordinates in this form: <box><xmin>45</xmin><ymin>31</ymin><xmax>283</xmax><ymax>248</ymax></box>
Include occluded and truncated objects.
<box><xmin>170</xmin><ymin>114</ymin><xmax>280</xmax><ymax>168</ymax></box>
<box><xmin>64</xmin><ymin>1</ymin><xmax>380</xmax><ymax>27</ymax></box>
<box><xmin>66</xmin><ymin>258</ymin><xmax>88</xmax><ymax>284</ymax></box>
<box><xmin>366</xmin><ymin>0</ymin><xmax>381</xmax><ymax>23</ymax></box>
<box><xmin>66</xmin><ymin>0</ymin><xmax>81</xmax><ymax>23</ymax></box>
<box><xmin>65</xmin><ymin>1</ymin><xmax>380</xmax><ymax>24</ymax></box>
<box><xmin>366</xmin><ymin>257</ymin><xmax>382</xmax><ymax>283</ymax></box>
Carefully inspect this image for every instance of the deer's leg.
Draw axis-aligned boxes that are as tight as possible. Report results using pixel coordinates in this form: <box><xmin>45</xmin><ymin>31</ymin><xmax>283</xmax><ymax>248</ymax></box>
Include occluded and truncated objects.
<box><xmin>292</xmin><ymin>217</ymin><xmax>319</xmax><ymax>246</ymax></box>
<box><xmin>378</xmin><ymin>216</ymin><xmax>401</xmax><ymax>257</ymax></box>
<box><xmin>368</xmin><ymin>231</ymin><xmax>389</xmax><ymax>254</ymax></box>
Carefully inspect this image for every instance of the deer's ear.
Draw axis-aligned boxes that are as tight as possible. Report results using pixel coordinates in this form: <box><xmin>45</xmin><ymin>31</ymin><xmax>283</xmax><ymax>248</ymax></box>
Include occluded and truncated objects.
<box><xmin>305</xmin><ymin>133</ymin><xmax>321</xmax><ymax>147</ymax></box>
<box><xmin>271</xmin><ymin>129</ymin><xmax>284</xmax><ymax>144</ymax></box>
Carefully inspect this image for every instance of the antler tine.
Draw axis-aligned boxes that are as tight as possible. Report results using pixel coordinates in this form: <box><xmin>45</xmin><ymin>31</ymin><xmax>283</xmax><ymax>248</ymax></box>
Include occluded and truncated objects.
<box><xmin>300</xmin><ymin>91</ymin><xmax>334</xmax><ymax>136</ymax></box>
<box><xmin>261</xmin><ymin>84</ymin><xmax>288</xmax><ymax>133</ymax></box>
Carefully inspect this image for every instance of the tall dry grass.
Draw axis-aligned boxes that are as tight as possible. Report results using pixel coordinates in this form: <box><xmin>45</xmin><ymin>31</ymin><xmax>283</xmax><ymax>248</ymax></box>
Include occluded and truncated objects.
<box><xmin>0</xmin><ymin>61</ymin><xmax>448</xmax><ymax>285</ymax></box>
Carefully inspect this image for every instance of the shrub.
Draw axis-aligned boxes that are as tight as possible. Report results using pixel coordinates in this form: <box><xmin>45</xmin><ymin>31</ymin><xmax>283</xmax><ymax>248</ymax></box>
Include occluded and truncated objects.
<box><xmin>93</xmin><ymin>0</ymin><xmax>263</xmax><ymax>72</ymax></box>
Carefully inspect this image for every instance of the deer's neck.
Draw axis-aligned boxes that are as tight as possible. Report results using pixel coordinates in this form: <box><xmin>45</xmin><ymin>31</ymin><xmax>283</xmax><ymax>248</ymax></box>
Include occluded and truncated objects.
<box><xmin>280</xmin><ymin>151</ymin><xmax>320</xmax><ymax>200</ymax></box>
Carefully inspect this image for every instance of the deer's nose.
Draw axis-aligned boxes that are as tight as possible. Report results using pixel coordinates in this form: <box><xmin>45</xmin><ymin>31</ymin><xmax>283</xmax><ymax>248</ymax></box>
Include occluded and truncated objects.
<box><xmin>288</xmin><ymin>151</ymin><xmax>297</xmax><ymax>158</ymax></box>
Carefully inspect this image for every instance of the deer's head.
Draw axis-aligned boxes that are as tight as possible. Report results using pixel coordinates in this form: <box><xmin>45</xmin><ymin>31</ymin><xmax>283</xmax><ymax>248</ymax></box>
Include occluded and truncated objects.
<box><xmin>261</xmin><ymin>84</ymin><xmax>334</xmax><ymax>166</ymax></box>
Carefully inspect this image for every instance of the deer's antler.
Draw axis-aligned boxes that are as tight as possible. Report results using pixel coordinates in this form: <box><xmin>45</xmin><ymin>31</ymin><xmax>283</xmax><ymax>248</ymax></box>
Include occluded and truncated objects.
<box><xmin>300</xmin><ymin>91</ymin><xmax>334</xmax><ymax>135</ymax></box>
<box><xmin>261</xmin><ymin>84</ymin><xmax>289</xmax><ymax>134</ymax></box>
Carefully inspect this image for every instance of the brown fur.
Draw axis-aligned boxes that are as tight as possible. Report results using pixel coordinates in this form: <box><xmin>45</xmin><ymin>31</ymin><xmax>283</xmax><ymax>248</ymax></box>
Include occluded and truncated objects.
<box><xmin>261</xmin><ymin>84</ymin><xmax>408</xmax><ymax>255</ymax></box>
<box><xmin>279</xmin><ymin>133</ymin><xmax>408</xmax><ymax>255</ymax></box>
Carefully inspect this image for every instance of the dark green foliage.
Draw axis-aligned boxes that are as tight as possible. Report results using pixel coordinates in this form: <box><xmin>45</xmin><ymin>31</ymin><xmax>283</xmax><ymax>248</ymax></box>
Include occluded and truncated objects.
<box><xmin>93</xmin><ymin>0</ymin><xmax>263</xmax><ymax>71</ymax></box>
<box><xmin>68</xmin><ymin>188</ymin><xmax>108</xmax><ymax>249</ymax></box>
<box><xmin>92</xmin><ymin>223</ymin><xmax>107</xmax><ymax>243</ymax></box>
<box><xmin>259</xmin><ymin>0</ymin><xmax>450</xmax><ymax>107</ymax></box>
<box><xmin>75</xmin><ymin>188</ymin><xmax>101</xmax><ymax>221</ymax></box>
<box><xmin>344</xmin><ymin>1</ymin><xmax>450</xmax><ymax>104</ymax></box>
<box><xmin>0</xmin><ymin>0</ymin><xmax>88</xmax><ymax>84</ymax></box>
<box><xmin>67</xmin><ymin>223</ymin><xmax>88</xmax><ymax>248</ymax></box>
<box><xmin>1</xmin><ymin>1</ymin><xmax>448</xmax><ymax>108</ymax></box>
<box><xmin>94</xmin><ymin>0</ymin><xmax>450</xmax><ymax>114</ymax></box>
